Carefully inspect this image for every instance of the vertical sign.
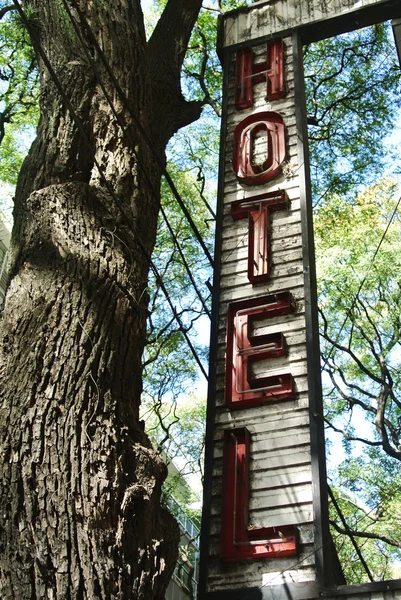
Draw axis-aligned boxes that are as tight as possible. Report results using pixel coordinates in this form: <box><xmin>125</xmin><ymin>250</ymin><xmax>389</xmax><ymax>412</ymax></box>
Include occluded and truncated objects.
<box><xmin>199</xmin><ymin>0</ymin><xmax>401</xmax><ymax>596</ymax></box>
<box><xmin>200</xmin><ymin>30</ymin><xmax>320</xmax><ymax>596</ymax></box>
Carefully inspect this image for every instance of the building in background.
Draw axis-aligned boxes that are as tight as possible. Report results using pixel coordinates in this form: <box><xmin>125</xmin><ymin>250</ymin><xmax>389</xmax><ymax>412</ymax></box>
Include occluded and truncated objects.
<box><xmin>162</xmin><ymin>453</ymin><xmax>200</xmax><ymax>600</ymax></box>
<box><xmin>165</xmin><ymin>495</ymin><xmax>200</xmax><ymax>600</ymax></box>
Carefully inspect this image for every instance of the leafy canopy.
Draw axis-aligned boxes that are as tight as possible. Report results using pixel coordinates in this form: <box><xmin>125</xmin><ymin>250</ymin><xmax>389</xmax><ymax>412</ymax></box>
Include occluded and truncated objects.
<box><xmin>0</xmin><ymin>2</ymin><xmax>38</xmax><ymax>186</ymax></box>
<box><xmin>309</xmin><ymin>22</ymin><xmax>401</xmax><ymax>582</ymax></box>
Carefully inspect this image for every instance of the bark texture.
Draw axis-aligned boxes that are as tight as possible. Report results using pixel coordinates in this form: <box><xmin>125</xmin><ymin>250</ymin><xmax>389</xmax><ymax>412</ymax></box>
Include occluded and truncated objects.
<box><xmin>0</xmin><ymin>0</ymin><xmax>202</xmax><ymax>598</ymax></box>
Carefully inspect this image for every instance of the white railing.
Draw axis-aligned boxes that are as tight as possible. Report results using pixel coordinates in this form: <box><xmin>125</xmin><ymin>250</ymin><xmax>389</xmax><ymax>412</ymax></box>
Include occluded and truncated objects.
<box><xmin>172</xmin><ymin>557</ymin><xmax>198</xmax><ymax>599</ymax></box>
<box><xmin>166</xmin><ymin>495</ymin><xmax>200</xmax><ymax>542</ymax></box>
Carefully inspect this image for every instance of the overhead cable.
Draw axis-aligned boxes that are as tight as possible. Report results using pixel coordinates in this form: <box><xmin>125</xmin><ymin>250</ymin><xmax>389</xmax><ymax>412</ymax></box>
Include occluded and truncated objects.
<box><xmin>67</xmin><ymin>0</ymin><xmax>214</xmax><ymax>269</ymax></box>
<box><xmin>328</xmin><ymin>486</ymin><xmax>374</xmax><ymax>582</ymax></box>
<box><xmin>12</xmin><ymin>0</ymin><xmax>208</xmax><ymax>380</ymax></box>
<box><xmin>160</xmin><ymin>203</ymin><xmax>211</xmax><ymax>318</ymax></box>
<box><xmin>59</xmin><ymin>0</ymin><xmax>211</xmax><ymax>320</ymax></box>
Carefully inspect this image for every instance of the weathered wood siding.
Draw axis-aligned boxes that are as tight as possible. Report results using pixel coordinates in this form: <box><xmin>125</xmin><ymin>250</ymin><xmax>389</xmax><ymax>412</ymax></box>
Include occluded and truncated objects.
<box><xmin>222</xmin><ymin>0</ymin><xmax>398</xmax><ymax>48</ymax></box>
<box><xmin>204</xmin><ymin>36</ymin><xmax>319</xmax><ymax>593</ymax></box>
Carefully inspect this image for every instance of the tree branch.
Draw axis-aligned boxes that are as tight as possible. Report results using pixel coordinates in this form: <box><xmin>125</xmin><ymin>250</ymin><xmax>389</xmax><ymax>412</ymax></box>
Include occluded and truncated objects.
<box><xmin>324</xmin><ymin>361</ymin><xmax>401</xmax><ymax>451</ymax></box>
<box><xmin>0</xmin><ymin>5</ymin><xmax>15</xmax><ymax>20</ymax></box>
<box><xmin>324</xmin><ymin>417</ymin><xmax>382</xmax><ymax>447</ymax></box>
<box><xmin>325</xmin><ymin>358</ymin><xmax>376</xmax><ymax>400</ymax></box>
<box><xmin>147</xmin><ymin>0</ymin><xmax>204</xmax><ymax>143</ymax></box>
<box><xmin>183</xmin><ymin>27</ymin><xmax>221</xmax><ymax>117</ymax></box>
<box><xmin>375</xmin><ymin>385</ymin><xmax>401</xmax><ymax>460</ymax></box>
<box><xmin>320</xmin><ymin>308</ymin><xmax>388</xmax><ymax>387</ymax></box>
<box><xmin>330</xmin><ymin>520</ymin><xmax>401</xmax><ymax>549</ymax></box>
<box><xmin>148</xmin><ymin>0</ymin><xmax>202</xmax><ymax>83</ymax></box>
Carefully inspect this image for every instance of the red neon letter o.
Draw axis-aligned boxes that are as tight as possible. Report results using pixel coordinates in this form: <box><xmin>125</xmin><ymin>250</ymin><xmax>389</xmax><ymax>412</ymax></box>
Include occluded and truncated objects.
<box><xmin>232</xmin><ymin>112</ymin><xmax>286</xmax><ymax>185</ymax></box>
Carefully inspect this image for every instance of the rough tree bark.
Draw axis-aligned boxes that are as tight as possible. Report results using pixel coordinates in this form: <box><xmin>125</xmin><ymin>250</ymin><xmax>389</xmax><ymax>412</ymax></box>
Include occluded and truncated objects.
<box><xmin>0</xmin><ymin>0</ymin><xmax>203</xmax><ymax>598</ymax></box>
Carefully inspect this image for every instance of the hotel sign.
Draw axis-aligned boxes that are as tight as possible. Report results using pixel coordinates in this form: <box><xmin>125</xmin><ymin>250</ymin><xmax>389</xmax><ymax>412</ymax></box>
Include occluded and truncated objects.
<box><xmin>200</xmin><ymin>1</ymin><xmax>401</xmax><ymax>599</ymax></box>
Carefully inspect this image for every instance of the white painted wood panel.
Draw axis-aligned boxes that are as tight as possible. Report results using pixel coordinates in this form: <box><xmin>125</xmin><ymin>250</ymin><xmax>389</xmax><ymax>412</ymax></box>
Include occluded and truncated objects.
<box><xmin>204</xmin><ymin>27</ymin><xmax>322</xmax><ymax>593</ymax></box>
<box><xmin>207</xmin><ymin>542</ymin><xmax>316</xmax><ymax>569</ymax></box>
<box><xmin>208</xmin><ymin>522</ymin><xmax>315</xmax><ymax>546</ymax></box>
<box><xmin>222</xmin><ymin>0</ymin><xmax>392</xmax><ymax>48</ymax></box>
<box><xmin>211</xmin><ymin>445</ymin><xmax>312</xmax><ymax>472</ymax></box>
<box><xmin>251</xmin><ymin>466</ymin><xmax>313</xmax><ymax>490</ymax></box>
<box><xmin>215</xmin><ymin>407</ymin><xmax>310</xmax><ymax>428</ymax></box>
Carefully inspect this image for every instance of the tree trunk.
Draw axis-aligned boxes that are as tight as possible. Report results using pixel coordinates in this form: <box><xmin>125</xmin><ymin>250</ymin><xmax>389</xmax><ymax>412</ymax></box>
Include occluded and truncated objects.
<box><xmin>0</xmin><ymin>0</ymin><xmax>202</xmax><ymax>597</ymax></box>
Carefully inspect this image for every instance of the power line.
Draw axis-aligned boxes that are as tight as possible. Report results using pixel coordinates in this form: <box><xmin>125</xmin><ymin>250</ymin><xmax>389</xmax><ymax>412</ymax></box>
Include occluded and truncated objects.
<box><xmin>12</xmin><ymin>0</ymin><xmax>208</xmax><ymax>380</ymax></box>
<box><xmin>58</xmin><ymin>0</ymin><xmax>211</xmax><ymax>320</ymax></box>
<box><xmin>159</xmin><ymin>203</ymin><xmax>211</xmax><ymax>318</ymax></box>
<box><xmin>67</xmin><ymin>0</ymin><xmax>214</xmax><ymax>269</ymax></box>
<box><xmin>328</xmin><ymin>486</ymin><xmax>374</xmax><ymax>582</ymax></box>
